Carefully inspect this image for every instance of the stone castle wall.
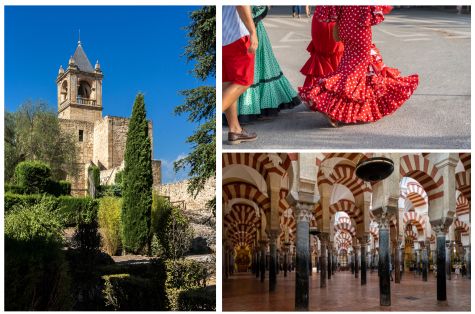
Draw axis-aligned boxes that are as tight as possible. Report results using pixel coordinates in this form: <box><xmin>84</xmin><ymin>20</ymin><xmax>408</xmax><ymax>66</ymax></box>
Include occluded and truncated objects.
<box><xmin>59</xmin><ymin>119</ymin><xmax>95</xmax><ymax>196</ymax></box>
<box><xmin>154</xmin><ymin>177</ymin><xmax>216</xmax><ymax>211</ymax></box>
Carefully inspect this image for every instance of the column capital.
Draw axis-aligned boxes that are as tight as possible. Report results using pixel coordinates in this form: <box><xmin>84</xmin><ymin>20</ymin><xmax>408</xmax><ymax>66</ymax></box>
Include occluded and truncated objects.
<box><xmin>360</xmin><ymin>234</ymin><xmax>370</xmax><ymax>246</ymax></box>
<box><xmin>431</xmin><ymin>217</ymin><xmax>453</xmax><ymax>235</ymax></box>
<box><xmin>433</xmin><ymin>223</ymin><xmax>450</xmax><ymax>236</ymax></box>
<box><xmin>318</xmin><ymin>232</ymin><xmax>330</xmax><ymax>243</ymax></box>
<box><xmin>294</xmin><ymin>202</ymin><xmax>314</xmax><ymax>223</ymax></box>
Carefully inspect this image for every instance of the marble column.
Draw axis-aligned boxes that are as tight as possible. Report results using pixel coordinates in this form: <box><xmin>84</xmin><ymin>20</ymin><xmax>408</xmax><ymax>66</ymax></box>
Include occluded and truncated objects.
<box><xmin>446</xmin><ymin>241</ymin><xmax>452</xmax><ymax>280</ymax></box>
<box><xmin>361</xmin><ymin>236</ymin><xmax>368</xmax><ymax>285</ymax></box>
<box><xmin>315</xmin><ymin>251</ymin><xmax>319</xmax><ymax>274</ymax></box>
<box><xmin>435</xmin><ymin>227</ymin><xmax>447</xmax><ymax>301</ymax></box>
<box><xmin>328</xmin><ymin>247</ymin><xmax>332</xmax><ymax>280</ymax></box>
<box><xmin>416</xmin><ymin>249</ymin><xmax>421</xmax><ymax>275</ymax></box>
<box><xmin>318</xmin><ymin>233</ymin><xmax>329</xmax><ymax>288</ymax></box>
<box><xmin>350</xmin><ymin>253</ymin><xmax>354</xmax><ymax>274</ymax></box>
<box><xmin>394</xmin><ymin>242</ymin><xmax>401</xmax><ymax>284</ymax></box>
<box><xmin>255</xmin><ymin>250</ymin><xmax>260</xmax><ymax>278</ymax></box>
<box><xmin>269</xmin><ymin>231</ymin><xmax>278</xmax><ymax>291</ymax></box>
<box><xmin>309</xmin><ymin>237</ymin><xmax>313</xmax><ymax>277</ymax></box>
<box><xmin>379</xmin><ymin>219</ymin><xmax>391</xmax><ymax>306</ymax></box>
<box><xmin>260</xmin><ymin>240</ymin><xmax>267</xmax><ymax>283</ymax></box>
<box><xmin>284</xmin><ymin>244</ymin><xmax>289</xmax><ymax>277</ymax></box>
<box><xmin>422</xmin><ymin>242</ymin><xmax>429</xmax><ymax>282</ymax></box>
<box><xmin>224</xmin><ymin>247</ymin><xmax>229</xmax><ymax>279</ymax></box>
<box><xmin>400</xmin><ymin>248</ymin><xmax>405</xmax><ymax>277</ymax></box>
<box><xmin>466</xmin><ymin>246</ymin><xmax>471</xmax><ymax>279</ymax></box>
<box><xmin>354</xmin><ymin>246</ymin><xmax>360</xmax><ymax>279</ymax></box>
<box><xmin>294</xmin><ymin>204</ymin><xmax>312</xmax><ymax>311</ymax></box>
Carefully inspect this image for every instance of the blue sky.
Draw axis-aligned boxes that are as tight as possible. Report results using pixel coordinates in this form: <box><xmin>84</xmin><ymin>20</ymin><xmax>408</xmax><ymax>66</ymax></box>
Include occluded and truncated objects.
<box><xmin>5</xmin><ymin>6</ymin><xmax>215</xmax><ymax>183</ymax></box>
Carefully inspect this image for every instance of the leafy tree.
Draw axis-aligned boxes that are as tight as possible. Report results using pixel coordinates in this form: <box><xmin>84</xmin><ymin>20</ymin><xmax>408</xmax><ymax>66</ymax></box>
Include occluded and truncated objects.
<box><xmin>121</xmin><ymin>93</ymin><xmax>153</xmax><ymax>254</ymax></box>
<box><xmin>5</xmin><ymin>101</ymin><xmax>78</xmax><ymax>182</ymax></box>
<box><xmin>174</xmin><ymin>6</ymin><xmax>216</xmax><ymax>215</ymax></box>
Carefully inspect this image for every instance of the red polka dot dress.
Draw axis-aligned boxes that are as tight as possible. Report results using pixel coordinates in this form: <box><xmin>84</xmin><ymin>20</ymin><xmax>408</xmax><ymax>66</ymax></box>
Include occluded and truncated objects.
<box><xmin>300</xmin><ymin>11</ymin><xmax>344</xmax><ymax>88</ymax></box>
<box><xmin>299</xmin><ymin>6</ymin><xmax>419</xmax><ymax>124</ymax></box>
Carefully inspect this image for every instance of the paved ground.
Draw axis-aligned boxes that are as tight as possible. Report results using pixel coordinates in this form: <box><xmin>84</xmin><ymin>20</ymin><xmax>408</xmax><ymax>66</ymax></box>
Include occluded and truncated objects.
<box><xmin>223</xmin><ymin>7</ymin><xmax>471</xmax><ymax>149</ymax></box>
<box><xmin>223</xmin><ymin>271</ymin><xmax>471</xmax><ymax>311</ymax></box>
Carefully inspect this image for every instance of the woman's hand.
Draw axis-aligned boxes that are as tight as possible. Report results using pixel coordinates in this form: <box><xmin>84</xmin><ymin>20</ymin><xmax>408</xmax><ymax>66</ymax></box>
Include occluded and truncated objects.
<box><xmin>248</xmin><ymin>32</ymin><xmax>258</xmax><ymax>54</ymax></box>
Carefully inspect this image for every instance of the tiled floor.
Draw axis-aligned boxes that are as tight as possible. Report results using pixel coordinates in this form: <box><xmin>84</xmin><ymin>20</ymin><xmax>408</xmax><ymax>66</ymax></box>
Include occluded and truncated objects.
<box><xmin>223</xmin><ymin>270</ymin><xmax>471</xmax><ymax>311</ymax></box>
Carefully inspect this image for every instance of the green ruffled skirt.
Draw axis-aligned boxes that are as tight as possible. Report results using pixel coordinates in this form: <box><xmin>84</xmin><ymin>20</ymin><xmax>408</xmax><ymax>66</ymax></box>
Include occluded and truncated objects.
<box><xmin>238</xmin><ymin>20</ymin><xmax>300</xmax><ymax>122</ymax></box>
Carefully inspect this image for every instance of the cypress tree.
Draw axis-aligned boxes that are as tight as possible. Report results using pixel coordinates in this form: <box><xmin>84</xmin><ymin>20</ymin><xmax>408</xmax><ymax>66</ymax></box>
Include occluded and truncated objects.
<box><xmin>121</xmin><ymin>93</ymin><xmax>153</xmax><ymax>253</ymax></box>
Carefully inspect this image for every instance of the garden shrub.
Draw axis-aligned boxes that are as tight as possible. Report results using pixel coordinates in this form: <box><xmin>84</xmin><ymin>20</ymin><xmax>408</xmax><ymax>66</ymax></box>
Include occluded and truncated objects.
<box><xmin>5</xmin><ymin>197</ymin><xmax>72</xmax><ymax>310</ymax></box>
<box><xmin>166</xmin><ymin>259</ymin><xmax>209</xmax><ymax>309</ymax></box>
<box><xmin>101</xmin><ymin>259</ymin><xmax>169</xmax><ymax>310</ymax></box>
<box><xmin>152</xmin><ymin>194</ymin><xmax>193</xmax><ymax>259</ymax></box>
<box><xmin>166</xmin><ymin>259</ymin><xmax>209</xmax><ymax>290</ymax></box>
<box><xmin>4</xmin><ymin>193</ymin><xmax>98</xmax><ymax>226</ymax></box>
<box><xmin>14</xmin><ymin>160</ymin><xmax>52</xmax><ymax>194</ymax></box>
<box><xmin>98</xmin><ymin>197</ymin><xmax>122</xmax><ymax>255</ymax></box>
<box><xmin>177</xmin><ymin>286</ymin><xmax>216</xmax><ymax>311</ymax></box>
<box><xmin>4</xmin><ymin>183</ymin><xmax>26</xmax><ymax>194</ymax></box>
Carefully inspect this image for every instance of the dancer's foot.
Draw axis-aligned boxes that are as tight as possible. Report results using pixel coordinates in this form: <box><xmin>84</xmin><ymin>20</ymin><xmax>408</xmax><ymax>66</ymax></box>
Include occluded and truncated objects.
<box><xmin>228</xmin><ymin>128</ymin><xmax>257</xmax><ymax>145</ymax></box>
<box><xmin>323</xmin><ymin>114</ymin><xmax>341</xmax><ymax>128</ymax></box>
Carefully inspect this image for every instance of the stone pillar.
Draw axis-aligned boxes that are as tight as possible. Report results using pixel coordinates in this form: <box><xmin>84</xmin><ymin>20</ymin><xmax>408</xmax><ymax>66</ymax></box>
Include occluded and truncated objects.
<box><xmin>350</xmin><ymin>253</ymin><xmax>354</xmax><ymax>274</ymax></box>
<box><xmin>269</xmin><ymin>231</ymin><xmax>278</xmax><ymax>292</ymax></box>
<box><xmin>224</xmin><ymin>247</ymin><xmax>229</xmax><ymax>279</ymax></box>
<box><xmin>422</xmin><ymin>242</ymin><xmax>429</xmax><ymax>282</ymax></box>
<box><xmin>315</xmin><ymin>250</ymin><xmax>319</xmax><ymax>274</ymax></box>
<box><xmin>416</xmin><ymin>249</ymin><xmax>421</xmax><ymax>275</ymax></box>
<box><xmin>446</xmin><ymin>241</ymin><xmax>452</xmax><ymax>280</ymax></box>
<box><xmin>378</xmin><ymin>214</ymin><xmax>391</xmax><ymax>306</ymax></box>
<box><xmin>354</xmin><ymin>246</ymin><xmax>360</xmax><ymax>279</ymax></box>
<box><xmin>400</xmin><ymin>247</ymin><xmax>405</xmax><ymax>276</ymax></box>
<box><xmin>309</xmin><ymin>237</ymin><xmax>313</xmax><ymax>277</ymax></box>
<box><xmin>435</xmin><ymin>227</ymin><xmax>447</xmax><ymax>301</ymax></box>
<box><xmin>466</xmin><ymin>246</ymin><xmax>471</xmax><ymax>279</ymax></box>
<box><xmin>394</xmin><ymin>242</ymin><xmax>401</xmax><ymax>284</ymax></box>
<box><xmin>260</xmin><ymin>240</ymin><xmax>267</xmax><ymax>283</ymax></box>
<box><xmin>284</xmin><ymin>244</ymin><xmax>289</xmax><ymax>277</ymax></box>
<box><xmin>361</xmin><ymin>236</ymin><xmax>368</xmax><ymax>285</ymax></box>
<box><xmin>318</xmin><ymin>233</ymin><xmax>329</xmax><ymax>288</ymax></box>
<box><xmin>328</xmin><ymin>247</ymin><xmax>332</xmax><ymax>280</ymax></box>
<box><xmin>255</xmin><ymin>250</ymin><xmax>260</xmax><ymax>278</ymax></box>
<box><xmin>294</xmin><ymin>204</ymin><xmax>312</xmax><ymax>311</ymax></box>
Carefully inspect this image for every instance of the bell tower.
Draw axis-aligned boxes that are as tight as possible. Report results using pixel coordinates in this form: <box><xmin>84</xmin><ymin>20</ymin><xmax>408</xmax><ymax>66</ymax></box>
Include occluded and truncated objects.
<box><xmin>56</xmin><ymin>40</ymin><xmax>103</xmax><ymax>123</ymax></box>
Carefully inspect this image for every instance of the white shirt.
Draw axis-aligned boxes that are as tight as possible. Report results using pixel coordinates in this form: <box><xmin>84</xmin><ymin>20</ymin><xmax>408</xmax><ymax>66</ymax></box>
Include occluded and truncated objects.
<box><xmin>222</xmin><ymin>6</ymin><xmax>249</xmax><ymax>46</ymax></box>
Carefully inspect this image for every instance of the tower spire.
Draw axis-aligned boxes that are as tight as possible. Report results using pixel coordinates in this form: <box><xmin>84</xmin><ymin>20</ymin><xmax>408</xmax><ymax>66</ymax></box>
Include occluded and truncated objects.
<box><xmin>78</xmin><ymin>29</ymin><xmax>81</xmax><ymax>46</ymax></box>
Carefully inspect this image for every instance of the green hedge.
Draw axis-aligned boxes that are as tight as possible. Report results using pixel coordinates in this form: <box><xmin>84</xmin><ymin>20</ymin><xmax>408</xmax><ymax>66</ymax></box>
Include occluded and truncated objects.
<box><xmin>101</xmin><ymin>259</ymin><xmax>169</xmax><ymax>310</ymax></box>
<box><xmin>177</xmin><ymin>286</ymin><xmax>216</xmax><ymax>311</ymax></box>
<box><xmin>5</xmin><ymin>192</ymin><xmax>98</xmax><ymax>226</ymax></box>
<box><xmin>5</xmin><ymin>197</ymin><xmax>72</xmax><ymax>310</ymax></box>
<box><xmin>14</xmin><ymin>160</ymin><xmax>51</xmax><ymax>194</ymax></box>
<box><xmin>166</xmin><ymin>259</ymin><xmax>209</xmax><ymax>290</ymax></box>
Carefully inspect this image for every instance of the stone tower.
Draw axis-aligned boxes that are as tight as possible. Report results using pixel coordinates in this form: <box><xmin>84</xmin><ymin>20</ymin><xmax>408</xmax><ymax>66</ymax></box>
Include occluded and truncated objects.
<box><xmin>56</xmin><ymin>40</ymin><xmax>103</xmax><ymax>123</ymax></box>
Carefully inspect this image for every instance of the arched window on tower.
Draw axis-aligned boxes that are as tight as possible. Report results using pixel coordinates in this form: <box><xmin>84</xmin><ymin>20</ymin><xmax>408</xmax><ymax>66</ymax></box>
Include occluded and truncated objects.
<box><xmin>61</xmin><ymin>81</ymin><xmax>68</xmax><ymax>102</ymax></box>
<box><xmin>77</xmin><ymin>80</ymin><xmax>92</xmax><ymax>104</ymax></box>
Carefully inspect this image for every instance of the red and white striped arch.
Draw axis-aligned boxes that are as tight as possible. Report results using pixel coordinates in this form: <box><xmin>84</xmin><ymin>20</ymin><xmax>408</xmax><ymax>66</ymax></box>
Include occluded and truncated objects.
<box><xmin>223</xmin><ymin>182</ymin><xmax>271</xmax><ymax>213</ymax></box>
<box><xmin>401</xmin><ymin>182</ymin><xmax>427</xmax><ymax>209</ymax></box>
<box><xmin>455</xmin><ymin>171</ymin><xmax>471</xmax><ymax>203</ymax></box>
<box><xmin>369</xmin><ymin>225</ymin><xmax>379</xmax><ymax>240</ymax></box>
<box><xmin>400</xmin><ymin>154</ymin><xmax>444</xmax><ymax>201</ymax></box>
<box><xmin>329</xmin><ymin>199</ymin><xmax>363</xmax><ymax>224</ymax></box>
<box><xmin>402</xmin><ymin>211</ymin><xmax>426</xmax><ymax>232</ymax></box>
<box><xmin>280</xmin><ymin>214</ymin><xmax>296</xmax><ymax>243</ymax></box>
<box><xmin>459</xmin><ymin>153</ymin><xmax>471</xmax><ymax>172</ymax></box>
<box><xmin>405</xmin><ymin>229</ymin><xmax>418</xmax><ymax>241</ymax></box>
<box><xmin>456</xmin><ymin>194</ymin><xmax>470</xmax><ymax>216</ymax></box>
<box><xmin>334</xmin><ymin>221</ymin><xmax>356</xmax><ymax>236</ymax></box>
<box><xmin>329</xmin><ymin>164</ymin><xmax>370</xmax><ymax>197</ymax></box>
<box><xmin>453</xmin><ymin>220</ymin><xmax>470</xmax><ymax>235</ymax></box>
<box><xmin>224</xmin><ymin>204</ymin><xmax>261</xmax><ymax>247</ymax></box>
<box><xmin>222</xmin><ymin>153</ymin><xmax>294</xmax><ymax>180</ymax></box>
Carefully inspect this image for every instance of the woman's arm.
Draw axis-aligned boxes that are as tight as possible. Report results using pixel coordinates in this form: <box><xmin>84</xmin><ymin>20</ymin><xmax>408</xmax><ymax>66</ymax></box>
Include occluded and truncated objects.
<box><xmin>236</xmin><ymin>6</ymin><xmax>258</xmax><ymax>54</ymax></box>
